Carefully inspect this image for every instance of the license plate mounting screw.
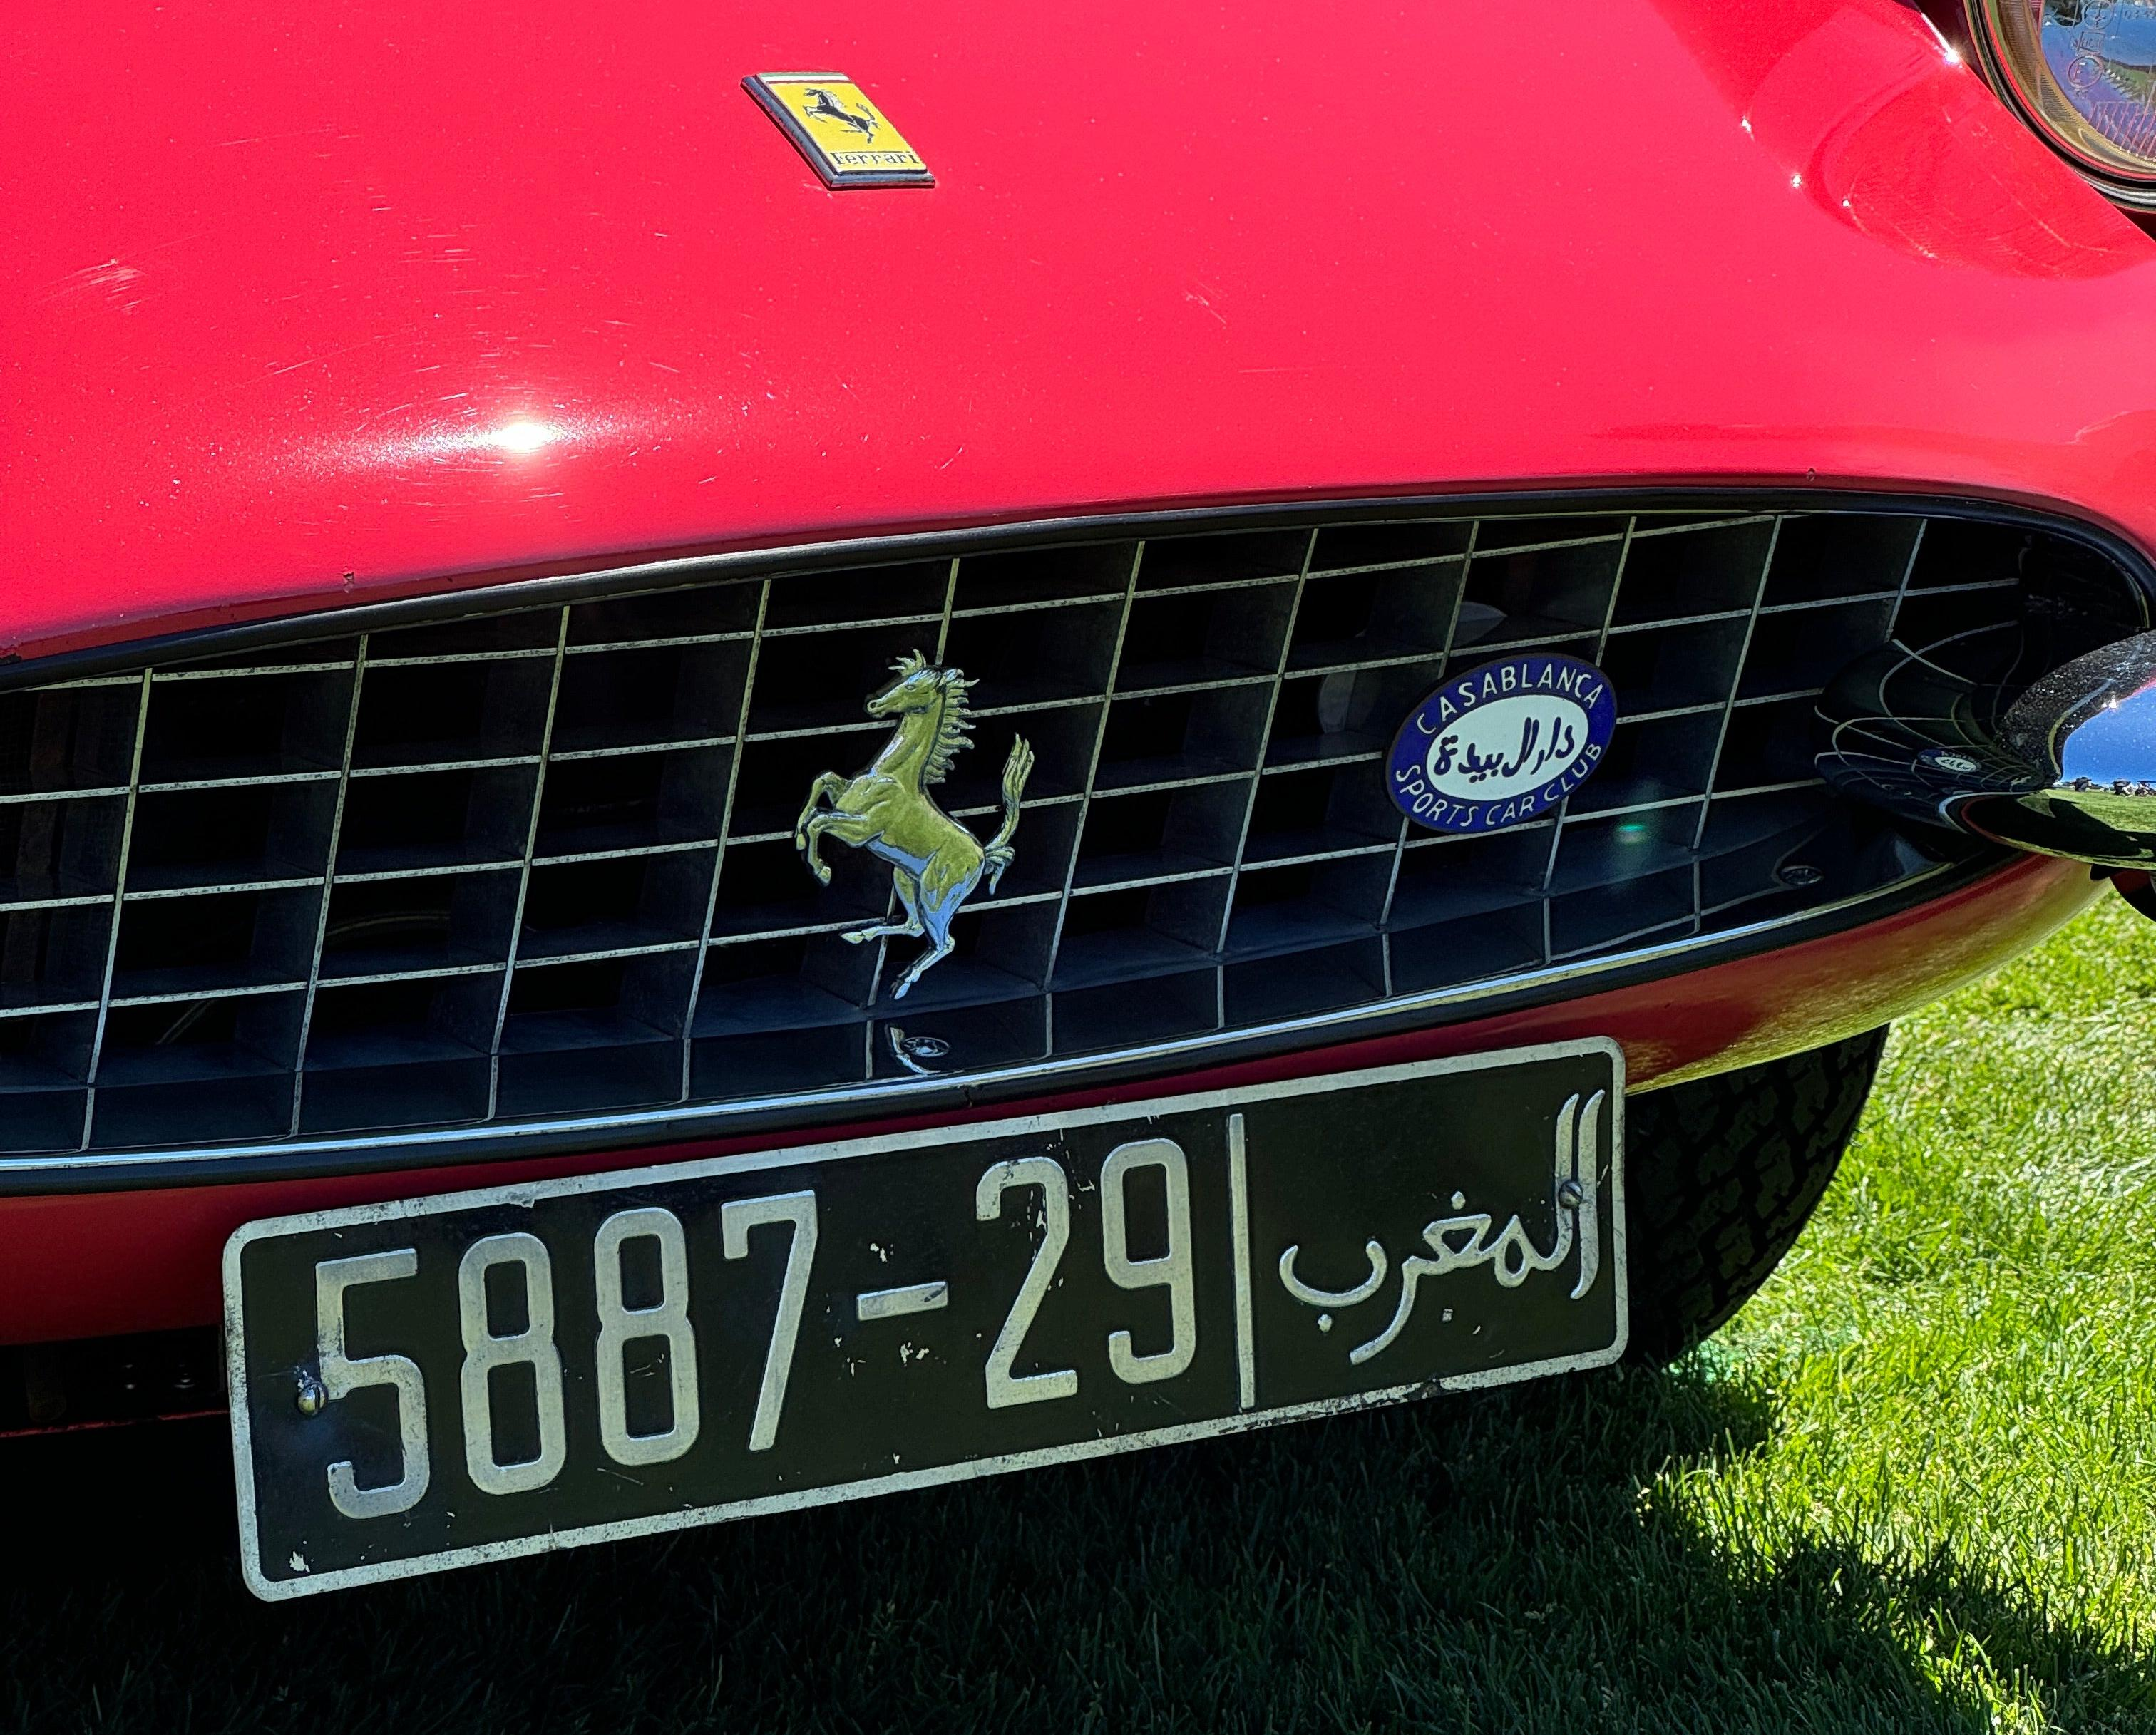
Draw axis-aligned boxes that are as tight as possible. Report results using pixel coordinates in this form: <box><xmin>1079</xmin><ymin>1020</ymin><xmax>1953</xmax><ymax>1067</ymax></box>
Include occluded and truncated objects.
<box><xmin>294</xmin><ymin>1373</ymin><xmax>327</xmax><ymax>1418</ymax></box>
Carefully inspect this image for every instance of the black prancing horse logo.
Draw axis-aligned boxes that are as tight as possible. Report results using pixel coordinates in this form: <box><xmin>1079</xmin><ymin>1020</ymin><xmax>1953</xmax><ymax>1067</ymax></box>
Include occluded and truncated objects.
<box><xmin>803</xmin><ymin>88</ymin><xmax>878</xmax><ymax>140</ymax></box>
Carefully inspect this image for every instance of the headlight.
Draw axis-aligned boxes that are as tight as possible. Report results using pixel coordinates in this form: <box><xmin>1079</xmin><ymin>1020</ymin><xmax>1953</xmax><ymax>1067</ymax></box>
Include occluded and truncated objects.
<box><xmin>1966</xmin><ymin>0</ymin><xmax>2156</xmax><ymax>205</ymax></box>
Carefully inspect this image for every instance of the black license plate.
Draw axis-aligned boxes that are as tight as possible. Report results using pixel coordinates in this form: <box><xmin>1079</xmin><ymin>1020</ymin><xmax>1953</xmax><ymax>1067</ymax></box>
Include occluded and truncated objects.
<box><xmin>225</xmin><ymin>1042</ymin><xmax>1625</xmax><ymax>1599</ymax></box>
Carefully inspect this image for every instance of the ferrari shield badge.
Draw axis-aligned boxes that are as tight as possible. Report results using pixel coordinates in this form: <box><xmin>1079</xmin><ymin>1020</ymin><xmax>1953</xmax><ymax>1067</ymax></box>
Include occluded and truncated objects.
<box><xmin>744</xmin><ymin>73</ymin><xmax>933</xmax><ymax>188</ymax></box>
<box><xmin>1387</xmin><ymin>653</ymin><xmax>1617</xmax><ymax>833</ymax></box>
<box><xmin>794</xmin><ymin>654</ymin><xmax>1033</xmax><ymax>999</ymax></box>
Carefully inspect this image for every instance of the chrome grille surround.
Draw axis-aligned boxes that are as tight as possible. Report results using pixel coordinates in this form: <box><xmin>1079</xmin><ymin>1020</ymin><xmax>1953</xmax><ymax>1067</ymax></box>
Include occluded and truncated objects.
<box><xmin>0</xmin><ymin>498</ymin><xmax>2141</xmax><ymax>1170</ymax></box>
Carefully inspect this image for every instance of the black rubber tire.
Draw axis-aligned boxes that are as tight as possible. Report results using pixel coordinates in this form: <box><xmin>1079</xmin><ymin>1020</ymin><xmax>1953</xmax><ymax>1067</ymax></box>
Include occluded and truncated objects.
<box><xmin>1623</xmin><ymin>1027</ymin><xmax>1889</xmax><ymax>1365</ymax></box>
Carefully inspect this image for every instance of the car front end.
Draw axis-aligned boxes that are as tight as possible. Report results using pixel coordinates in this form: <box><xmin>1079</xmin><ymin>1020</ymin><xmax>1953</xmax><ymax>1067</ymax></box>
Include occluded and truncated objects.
<box><xmin>8</xmin><ymin>0</ymin><xmax>2156</xmax><ymax>1595</ymax></box>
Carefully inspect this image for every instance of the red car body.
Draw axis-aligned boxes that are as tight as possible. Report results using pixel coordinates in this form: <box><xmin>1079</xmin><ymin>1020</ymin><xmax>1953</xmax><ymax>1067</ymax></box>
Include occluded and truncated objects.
<box><xmin>2</xmin><ymin>0</ymin><xmax>2150</xmax><ymax>1349</ymax></box>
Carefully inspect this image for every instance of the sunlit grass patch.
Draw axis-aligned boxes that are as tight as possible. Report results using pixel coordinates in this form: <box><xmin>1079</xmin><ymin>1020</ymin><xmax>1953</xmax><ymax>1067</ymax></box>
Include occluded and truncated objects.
<box><xmin>1676</xmin><ymin>894</ymin><xmax>2156</xmax><ymax>1730</ymax></box>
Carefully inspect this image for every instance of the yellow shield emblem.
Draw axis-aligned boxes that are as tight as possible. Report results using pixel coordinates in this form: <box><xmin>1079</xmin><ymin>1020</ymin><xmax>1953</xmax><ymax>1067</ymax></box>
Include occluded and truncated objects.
<box><xmin>744</xmin><ymin>73</ymin><xmax>933</xmax><ymax>189</ymax></box>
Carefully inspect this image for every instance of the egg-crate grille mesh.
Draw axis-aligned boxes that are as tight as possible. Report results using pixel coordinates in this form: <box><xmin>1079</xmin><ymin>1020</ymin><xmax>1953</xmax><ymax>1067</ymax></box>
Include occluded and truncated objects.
<box><xmin>0</xmin><ymin>508</ymin><xmax>2099</xmax><ymax>1155</ymax></box>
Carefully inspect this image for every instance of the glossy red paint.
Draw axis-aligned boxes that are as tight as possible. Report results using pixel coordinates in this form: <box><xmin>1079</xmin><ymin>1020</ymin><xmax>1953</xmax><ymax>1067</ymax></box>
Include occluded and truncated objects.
<box><xmin>5</xmin><ymin>0</ymin><xmax>2156</xmax><ymax>664</ymax></box>
<box><xmin>0</xmin><ymin>854</ymin><xmax>2098</xmax><ymax>1347</ymax></box>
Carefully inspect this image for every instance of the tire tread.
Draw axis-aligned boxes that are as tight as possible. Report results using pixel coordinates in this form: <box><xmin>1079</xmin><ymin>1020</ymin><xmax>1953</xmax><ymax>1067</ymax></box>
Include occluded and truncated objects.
<box><xmin>1623</xmin><ymin>1028</ymin><xmax>1887</xmax><ymax>1364</ymax></box>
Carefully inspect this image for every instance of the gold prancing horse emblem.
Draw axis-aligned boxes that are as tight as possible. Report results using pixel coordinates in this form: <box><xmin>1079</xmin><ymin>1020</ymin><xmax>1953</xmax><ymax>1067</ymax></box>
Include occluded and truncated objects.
<box><xmin>794</xmin><ymin>654</ymin><xmax>1035</xmax><ymax>999</ymax></box>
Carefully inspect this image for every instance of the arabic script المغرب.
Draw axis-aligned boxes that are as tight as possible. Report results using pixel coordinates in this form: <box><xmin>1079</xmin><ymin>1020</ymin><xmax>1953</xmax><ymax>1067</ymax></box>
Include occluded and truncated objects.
<box><xmin>1276</xmin><ymin>1088</ymin><xmax>1605</xmax><ymax>1366</ymax></box>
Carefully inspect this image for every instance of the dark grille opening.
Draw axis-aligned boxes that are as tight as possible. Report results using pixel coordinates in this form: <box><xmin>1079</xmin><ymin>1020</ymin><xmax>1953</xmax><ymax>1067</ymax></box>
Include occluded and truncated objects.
<box><xmin>1458</xmin><ymin>537</ymin><xmax>1622</xmax><ymax>646</ymax></box>
<box><xmin>761</xmin><ymin>560</ymin><xmax>949</xmax><ymax>632</ymax></box>
<box><xmin>706</xmin><ymin>835</ymin><xmax>887</xmax><ymax>939</ymax></box>
<box><xmin>1611</xmin><ymin>520</ymin><xmax>1776</xmax><ymax>624</ymax></box>
<box><xmin>1310</xmin><ymin>520</ymin><xmax>1474</xmax><ymax>572</ymax></box>
<box><xmin>1267</xmin><ymin>662</ymin><xmax>1442</xmax><ymax>769</ymax></box>
<box><xmin>1054</xmin><ymin>965</ymin><xmax>1216</xmax><ymax>1051</ymax></box>
<box><xmin>1242</xmin><ymin>763</ymin><xmax>1395</xmax><ymax>865</ymax></box>
<box><xmin>943</xmin><ymin>599</ymin><xmax>1121</xmax><ymax>708</ymax></box>
<box><xmin>1119</xmin><ymin>586</ymin><xmax>1297</xmax><ymax>693</ymax></box>
<box><xmin>1893</xmin><ymin>582</ymin><xmax>2026</xmax><ymax>659</ymax></box>
<box><xmin>0</xmin><ymin>1008</ymin><xmax>96</xmax><ymax>1150</ymax></box>
<box><xmin>1549</xmin><ymin>806</ymin><xmax>1703</xmax><ymax>956</ymax></box>
<box><xmin>551</xmin><ymin>642</ymin><xmax>749</xmax><ymax>756</ymax></box>
<box><xmin>0</xmin><ymin>685</ymin><xmax>142</xmax><ymax>796</ymax></box>
<box><xmin>952</xmin><ymin>540</ymin><xmax>1134</xmax><ymax>610</ymax></box>
<box><xmin>351</xmin><ymin>658</ymin><xmax>551</xmax><ymax>773</ymax></box>
<box><xmin>1136</xmin><ymin>529</ymin><xmax>1307</xmax><ymax>591</ymax></box>
<box><xmin>1227</xmin><ymin>856</ymin><xmax>1390</xmax><ymax>960</ymax></box>
<box><xmin>881</xmin><ymin>903</ymin><xmax>1055</xmax><ymax>1014</ymax></box>
<box><xmin>1226</xmin><ymin>935</ymin><xmax>1385</xmax><ymax>1025</ymax></box>
<box><xmin>499</xmin><ymin>954</ymin><xmax>691</xmax><ymax>1118</ymax></box>
<box><xmin>1762</xmin><ymin>516</ymin><xmax>1921</xmax><ymax>607</ymax></box>
<box><xmin>1055</xmin><ymin>880</ymin><xmax>1226</xmax><ymax>990</ymax></box>
<box><xmin>1568</xmin><ymin>714</ymin><xmax>1719</xmax><ymax>815</ymax></box>
<box><xmin>747</xmin><ymin>622</ymin><xmax>954</xmax><ymax>738</ymax></box>
<box><xmin>945</xmin><ymin>706</ymin><xmax>1096</xmax><ymax>809</ymax></box>
<box><xmin>1716</xmin><ymin>695</ymin><xmax>1826</xmax><ymax>793</ymax></box>
<box><xmin>126</xmin><ymin>783</ymin><xmax>336</xmax><ymax>895</ymax></box>
<box><xmin>140</xmin><ymin>667</ymin><xmax>355</xmax><ymax>785</ymax></box>
<box><xmin>534</xmin><ymin>747</ymin><xmax>731</xmax><ymax>858</ymax></box>
<box><xmin>871</xmin><ymin>989</ymin><xmax>1047</xmax><ymax>1080</ymax></box>
<box><xmin>92</xmin><ymin>992</ymin><xmax>302</xmax><ymax>1148</ymax></box>
<box><xmin>1391</xmin><ymin>839</ymin><xmax>1549</xmax><ymax>992</ymax></box>
<box><xmin>0</xmin><ymin>905</ymin><xmax>111</xmax><ymax>1009</ymax></box>
<box><xmin>519</xmin><ymin>854</ymin><xmax>712</xmax><ymax>959</ymax></box>
<box><xmin>0</xmin><ymin>796</ymin><xmax>125</xmax><ymax>903</ymax></box>
<box><xmin>1740</xmin><ymin>599</ymin><xmax>1899</xmax><ymax>700</ymax></box>
<box><xmin>1096</xmin><ymin>687</ymin><xmax>1269</xmax><ymax>790</ymax></box>
<box><xmin>1289</xmin><ymin>564</ymin><xmax>1461</xmax><ymax>671</ymax></box>
<box><xmin>694</xmin><ymin>936</ymin><xmax>866</xmax><ymax>1097</ymax></box>
<box><xmin>321</xmin><ymin>872</ymin><xmax>511</xmax><ymax>979</ymax></box>
<box><xmin>1598</xmin><ymin>617</ymin><xmax>1748</xmax><ymax>714</ymax></box>
<box><xmin>0</xmin><ymin>503</ymin><xmax>2140</xmax><ymax>1158</ymax></box>
<box><xmin>976</xmin><ymin>803</ymin><xmax>1078</xmax><ymax>902</ymax></box>
<box><xmin>1072</xmin><ymin>783</ymin><xmax>1243</xmax><ymax>887</ymax></box>
<box><xmin>374</xmin><ymin>614</ymin><xmax>558</xmax><ymax>661</ymax></box>
<box><xmin>566</xmin><ymin>581</ymin><xmax>761</xmax><ymax>648</ymax></box>
<box><xmin>336</xmin><ymin>765</ymin><xmax>536</xmax><ymax>875</ymax></box>
<box><xmin>111</xmin><ymin>885</ymin><xmax>317</xmax><ymax>1001</ymax></box>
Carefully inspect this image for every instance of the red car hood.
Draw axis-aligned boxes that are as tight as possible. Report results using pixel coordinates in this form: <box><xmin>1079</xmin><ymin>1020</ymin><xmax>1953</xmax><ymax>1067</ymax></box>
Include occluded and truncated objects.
<box><xmin>6</xmin><ymin>0</ymin><xmax>2156</xmax><ymax>660</ymax></box>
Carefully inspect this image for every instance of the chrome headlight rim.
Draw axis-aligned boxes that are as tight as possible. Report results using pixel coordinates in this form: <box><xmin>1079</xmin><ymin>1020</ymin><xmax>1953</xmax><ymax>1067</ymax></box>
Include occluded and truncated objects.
<box><xmin>1965</xmin><ymin>0</ymin><xmax>2156</xmax><ymax>210</ymax></box>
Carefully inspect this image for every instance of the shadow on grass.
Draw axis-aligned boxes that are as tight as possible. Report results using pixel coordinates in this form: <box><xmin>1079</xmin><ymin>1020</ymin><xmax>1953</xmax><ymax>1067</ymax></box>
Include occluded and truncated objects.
<box><xmin>0</xmin><ymin>1366</ymin><xmax>2148</xmax><ymax>1733</ymax></box>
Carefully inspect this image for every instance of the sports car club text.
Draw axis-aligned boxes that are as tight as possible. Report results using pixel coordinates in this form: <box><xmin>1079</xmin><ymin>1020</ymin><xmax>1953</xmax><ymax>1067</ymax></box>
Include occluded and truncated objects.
<box><xmin>1391</xmin><ymin>657</ymin><xmax>1610</xmax><ymax>833</ymax></box>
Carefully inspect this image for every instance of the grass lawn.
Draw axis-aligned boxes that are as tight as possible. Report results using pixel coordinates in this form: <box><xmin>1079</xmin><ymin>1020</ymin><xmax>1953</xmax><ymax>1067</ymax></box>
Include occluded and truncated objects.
<box><xmin>4</xmin><ymin>897</ymin><xmax>2156</xmax><ymax>1732</ymax></box>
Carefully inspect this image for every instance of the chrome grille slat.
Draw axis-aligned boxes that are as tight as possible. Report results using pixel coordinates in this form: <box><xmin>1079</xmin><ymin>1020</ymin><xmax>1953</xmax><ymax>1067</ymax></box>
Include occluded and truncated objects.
<box><xmin>139</xmin><ymin>771</ymin><xmax>345</xmax><ymax>792</ymax></box>
<box><xmin>0</xmin><ymin>503</ymin><xmax>2130</xmax><ymax>1158</ymax></box>
<box><xmin>77</xmin><ymin>669</ymin><xmax>153</xmax><ymax>1148</ymax></box>
<box><xmin>1688</xmin><ymin>517</ymin><xmax>1782</xmax><ymax>850</ymax></box>
<box><xmin>1378</xmin><ymin>517</ymin><xmax>1484</xmax><ymax>940</ymax></box>
<box><xmin>679</xmin><ymin>579</ymin><xmax>772</xmax><ymax>1099</ymax></box>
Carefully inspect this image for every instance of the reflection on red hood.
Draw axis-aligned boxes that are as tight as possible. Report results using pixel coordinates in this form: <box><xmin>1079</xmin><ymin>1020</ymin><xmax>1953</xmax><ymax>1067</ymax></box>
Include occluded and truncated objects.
<box><xmin>5</xmin><ymin>0</ymin><xmax>2156</xmax><ymax>662</ymax></box>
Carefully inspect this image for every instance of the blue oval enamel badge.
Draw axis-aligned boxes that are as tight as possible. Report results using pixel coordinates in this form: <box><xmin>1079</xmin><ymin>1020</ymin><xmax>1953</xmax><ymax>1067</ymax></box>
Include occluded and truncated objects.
<box><xmin>1386</xmin><ymin>653</ymin><xmax>1618</xmax><ymax>833</ymax></box>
